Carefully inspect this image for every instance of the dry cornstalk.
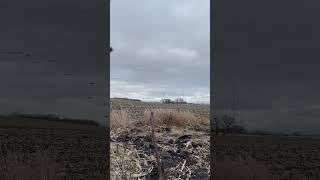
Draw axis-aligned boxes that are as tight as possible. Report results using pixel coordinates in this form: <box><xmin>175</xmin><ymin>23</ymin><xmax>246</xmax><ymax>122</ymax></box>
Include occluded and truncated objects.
<box><xmin>149</xmin><ymin>111</ymin><xmax>164</xmax><ymax>180</ymax></box>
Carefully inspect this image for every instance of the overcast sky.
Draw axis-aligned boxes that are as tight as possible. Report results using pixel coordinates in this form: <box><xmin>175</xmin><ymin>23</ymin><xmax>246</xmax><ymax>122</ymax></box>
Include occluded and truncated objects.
<box><xmin>214</xmin><ymin>0</ymin><xmax>320</xmax><ymax>134</ymax></box>
<box><xmin>111</xmin><ymin>0</ymin><xmax>210</xmax><ymax>104</ymax></box>
<box><xmin>0</xmin><ymin>0</ymin><xmax>107</xmax><ymax>125</ymax></box>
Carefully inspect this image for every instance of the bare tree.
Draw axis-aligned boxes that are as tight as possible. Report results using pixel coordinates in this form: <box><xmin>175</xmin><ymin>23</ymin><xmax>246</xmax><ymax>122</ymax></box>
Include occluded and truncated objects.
<box><xmin>175</xmin><ymin>98</ymin><xmax>187</xmax><ymax>104</ymax></box>
<box><xmin>222</xmin><ymin>76</ymin><xmax>239</xmax><ymax>134</ymax></box>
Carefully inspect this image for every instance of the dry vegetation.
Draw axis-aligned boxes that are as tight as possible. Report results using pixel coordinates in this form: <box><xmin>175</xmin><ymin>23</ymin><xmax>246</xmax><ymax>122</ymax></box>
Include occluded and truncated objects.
<box><xmin>113</xmin><ymin>99</ymin><xmax>320</xmax><ymax>179</ymax></box>
<box><xmin>111</xmin><ymin>108</ymin><xmax>209</xmax><ymax>129</ymax></box>
<box><xmin>111</xmin><ymin>98</ymin><xmax>209</xmax><ymax>122</ymax></box>
<box><xmin>110</xmin><ymin>98</ymin><xmax>210</xmax><ymax>179</ymax></box>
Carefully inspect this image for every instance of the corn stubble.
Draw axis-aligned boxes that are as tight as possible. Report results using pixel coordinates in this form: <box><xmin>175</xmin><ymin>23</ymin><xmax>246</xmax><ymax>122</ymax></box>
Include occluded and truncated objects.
<box><xmin>110</xmin><ymin>107</ymin><xmax>210</xmax><ymax>179</ymax></box>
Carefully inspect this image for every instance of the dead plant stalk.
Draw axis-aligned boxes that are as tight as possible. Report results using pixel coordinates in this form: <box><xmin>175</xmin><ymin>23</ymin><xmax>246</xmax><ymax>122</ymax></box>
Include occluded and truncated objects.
<box><xmin>149</xmin><ymin>111</ymin><xmax>164</xmax><ymax>180</ymax></box>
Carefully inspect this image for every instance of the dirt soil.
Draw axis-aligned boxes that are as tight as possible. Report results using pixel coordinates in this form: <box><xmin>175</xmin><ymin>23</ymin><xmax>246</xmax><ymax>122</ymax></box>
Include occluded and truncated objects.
<box><xmin>213</xmin><ymin>135</ymin><xmax>320</xmax><ymax>179</ymax></box>
<box><xmin>0</xmin><ymin>127</ymin><xmax>107</xmax><ymax>179</ymax></box>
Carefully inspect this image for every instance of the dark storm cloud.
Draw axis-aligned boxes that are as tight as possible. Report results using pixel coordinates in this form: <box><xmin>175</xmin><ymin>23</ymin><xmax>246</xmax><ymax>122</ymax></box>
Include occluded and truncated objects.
<box><xmin>111</xmin><ymin>0</ymin><xmax>210</xmax><ymax>103</ymax></box>
<box><xmin>0</xmin><ymin>0</ymin><xmax>107</xmax><ymax>124</ymax></box>
<box><xmin>214</xmin><ymin>0</ymin><xmax>320</xmax><ymax>133</ymax></box>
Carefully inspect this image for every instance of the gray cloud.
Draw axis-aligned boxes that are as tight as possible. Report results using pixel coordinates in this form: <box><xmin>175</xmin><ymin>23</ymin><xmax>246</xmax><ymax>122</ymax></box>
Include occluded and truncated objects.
<box><xmin>111</xmin><ymin>0</ymin><xmax>210</xmax><ymax>103</ymax></box>
<box><xmin>214</xmin><ymin>0</ymin><xmax>320</xmax><ymax>133</ymax></box>
<box><xmin>0</xmin><ymin>0</ymin><xmax>107</xmax><ymax>125</ymax></box>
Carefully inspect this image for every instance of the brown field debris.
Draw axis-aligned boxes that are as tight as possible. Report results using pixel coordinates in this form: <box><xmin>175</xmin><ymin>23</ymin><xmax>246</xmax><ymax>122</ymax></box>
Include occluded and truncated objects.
<box><xmin>110</xmin><ymin>100</ymin><xmax>210</xmax><ymax>179</ymax></box>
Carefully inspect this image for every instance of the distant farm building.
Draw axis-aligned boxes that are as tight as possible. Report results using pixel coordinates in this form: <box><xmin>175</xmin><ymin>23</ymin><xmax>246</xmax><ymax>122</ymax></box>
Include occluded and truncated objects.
<box><xmin>161</xmin><ymin>98</ymin><xmax>175</xmax><ymax>104</ymax></box>
<box><xmin>161</xmin><ymin>98</ymin><xmax>187</xmax><ymax>104</ymax></box>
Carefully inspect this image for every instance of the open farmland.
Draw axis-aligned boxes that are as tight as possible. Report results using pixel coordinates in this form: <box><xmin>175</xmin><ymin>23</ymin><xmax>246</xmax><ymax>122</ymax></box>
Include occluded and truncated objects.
<box><xmin>213</xmin><ymin>135</ymin><xmax>320</xmax><ymax>180</ymax></box>
<box><xmin>0</xmin><ymin>116</ymin><xmax>106</xmax><ymax>179</ymax></box>
<box><xmin>111</xmin><ymin>98</ymin><xmax>210</xmax><ymax>121</ymax></box>
<box><xmin>110</xmin><ymin>98</ymin><xmax>210</xmax><ymax>179</ymax></box>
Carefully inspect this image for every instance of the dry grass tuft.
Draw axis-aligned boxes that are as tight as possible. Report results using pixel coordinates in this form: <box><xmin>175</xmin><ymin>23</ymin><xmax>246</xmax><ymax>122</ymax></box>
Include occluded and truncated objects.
<box><xmin>135</xmin><ymin>109</ymin><xmax>204</xmax><ymax>128</ymax></box>
<box><xmin>110</xmin><ymin>109</ymin><xmax>131</xmax><ymax>129</ymax></box>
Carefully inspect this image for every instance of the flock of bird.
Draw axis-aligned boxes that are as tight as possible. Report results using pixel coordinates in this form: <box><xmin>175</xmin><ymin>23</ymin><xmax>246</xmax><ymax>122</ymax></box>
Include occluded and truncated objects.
<box><xmin>0</xmin><ymin>47</ymin><xmax>113</xmax><ymax>102</ymax></box>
